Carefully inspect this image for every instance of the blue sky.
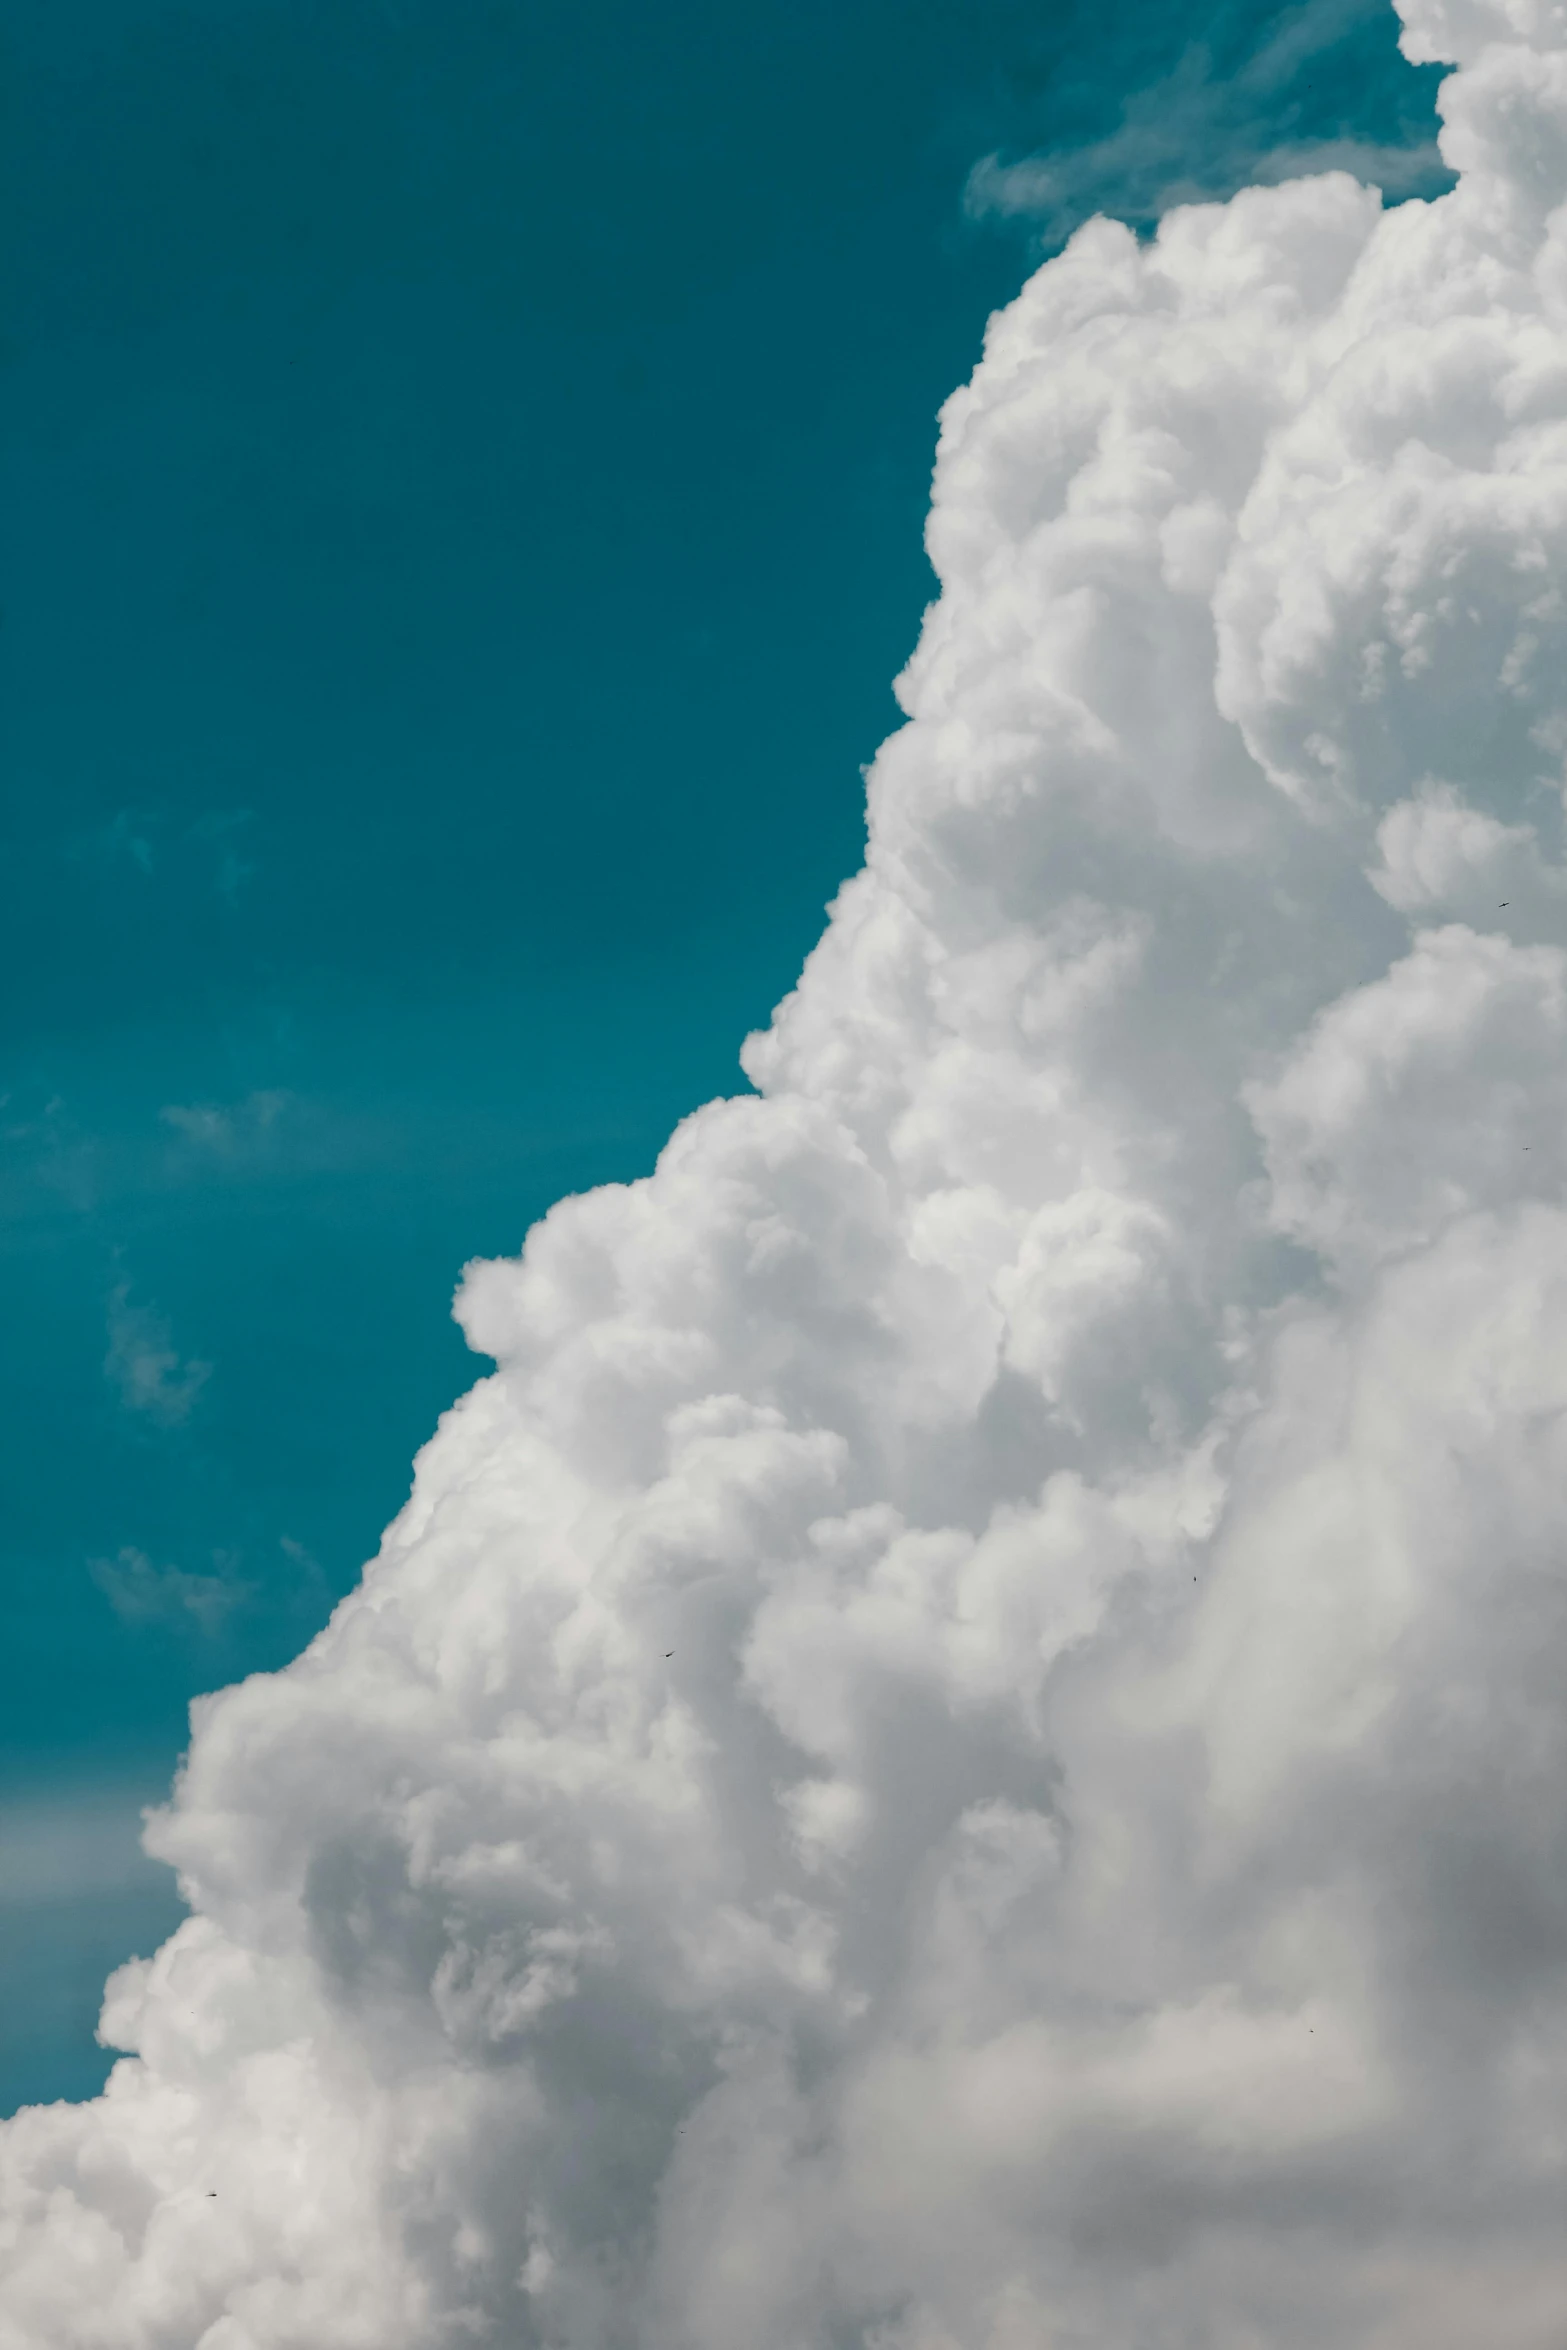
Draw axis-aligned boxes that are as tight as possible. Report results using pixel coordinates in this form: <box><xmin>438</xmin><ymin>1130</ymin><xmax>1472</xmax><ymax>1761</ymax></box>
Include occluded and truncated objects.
<box><xmin>0</xmin><ymin>0</ymin><xmax>1446</xmax><ymax>2113</ymax></box>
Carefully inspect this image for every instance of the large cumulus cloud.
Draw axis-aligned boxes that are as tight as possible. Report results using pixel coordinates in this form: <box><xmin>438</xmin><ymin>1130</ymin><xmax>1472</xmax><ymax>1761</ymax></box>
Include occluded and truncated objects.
<box><xmin>9</xmin><ymin>0</ymin><xmax>1567</xmax><ymax>2340</ymax></box>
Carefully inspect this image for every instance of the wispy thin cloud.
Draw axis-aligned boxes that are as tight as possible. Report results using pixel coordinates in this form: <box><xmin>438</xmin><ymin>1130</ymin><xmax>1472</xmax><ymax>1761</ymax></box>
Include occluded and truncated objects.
<box><xmin>88</xmin><ymin>808</ymin><xmax>160</xmax><ymax>876</ymax></box>
<box><xmin>103</xmin><ymin>1282</ymin><xmax>211</xmax><ymax>1424</ymax></box>
<box><xmin>62</xmin><ymin>805</ymin><xmax>257</xmax><ymax>897</ymax></box>
<box><xmin>966</xmin><ymin>0</ymin><xmax>1451</xmax><ymax>245</ymax></box>
<box><xmin>0</xmin><ymin>1784</ymin><xmax>170</xmax><ymax>1908</ymax></box>
<box><xmin>0</xmin><ymin>1092</ymin><xmax>100</xmax><ymax>1215</ymax></box>
<box><xmin>88</xmin><ymin>1546</ymin><xmax>252</xmax><ymax>1635</ymax></box>
<box><xmin>188</xmin><ymin>808</ymin><xmax>256</xmax><ymax>900</ymax></box>
<box><xmin>159</xmin><ymin>1089</ymin><xmax>290</xmax><ymax>1153</ymax></box>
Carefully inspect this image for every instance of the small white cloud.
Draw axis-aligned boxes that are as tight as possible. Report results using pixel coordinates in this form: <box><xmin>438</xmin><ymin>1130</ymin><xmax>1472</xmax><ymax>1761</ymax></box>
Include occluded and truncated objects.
<box><xmin>158</xmin><ymin>1103</ymin><xmax>233</xmax><ymax>1148</ymax></box>
<box><xmin>159</xmin><ymin>1090</ymin><xmax>289</xmax><ymax>1153</ymax></box>
<box><xmin>88</xmin><ymin>1547</ymin><xmax>251</xmax><ymax>1636</ymax></box>
<box><xmin>103</xmin><ymin>1283</ymin><xmax>211</xmax><ymax>1424</ymax></box>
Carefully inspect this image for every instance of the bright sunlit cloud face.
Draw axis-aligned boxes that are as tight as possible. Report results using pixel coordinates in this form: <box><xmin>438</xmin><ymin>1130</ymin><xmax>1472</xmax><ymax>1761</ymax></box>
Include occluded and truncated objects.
<box><xmin>7</xmin><ymin>0</ymin><xmax>1567</xmax><ymax>2341</ymax></box>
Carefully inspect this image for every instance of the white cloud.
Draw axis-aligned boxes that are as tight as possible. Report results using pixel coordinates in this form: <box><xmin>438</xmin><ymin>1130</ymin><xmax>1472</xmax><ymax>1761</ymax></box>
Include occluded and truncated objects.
<box><xmin>9</xmin><ymin>2</ymin><xmax>1567</xmax><ymax>2340</ymax></box>
<box><xmin>964</xmin><ymin>0</ymin><xmax>1450</xmax><ymax>246</ymax></box>
<box><xmin>159</xmin><ymin>1091</ymin><xmax>290</xmax><ymax>1152</ymax></box>
<box><xmin>103</xmin><ymin>1282</ymin><xmax>211</xmax><ymax>1424</ymax></box>
<box><xmin>88</xmin><ymin>1548</ymin><xmax>252</xmax><ymax>1636</ymax></box>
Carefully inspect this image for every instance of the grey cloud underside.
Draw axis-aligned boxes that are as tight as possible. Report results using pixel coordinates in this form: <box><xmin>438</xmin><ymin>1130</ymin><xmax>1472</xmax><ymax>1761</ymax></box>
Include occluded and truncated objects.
<box><xmin>9</xmin><ymin>0</ymin><xmax>1567</xmax><ymax>2342</ymax></box>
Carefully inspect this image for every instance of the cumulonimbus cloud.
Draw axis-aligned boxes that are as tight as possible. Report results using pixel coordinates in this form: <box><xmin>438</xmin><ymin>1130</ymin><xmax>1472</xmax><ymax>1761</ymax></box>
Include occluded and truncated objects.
<box><xmin>8</xmin><ymin>0</ymin><xmax>1567</xmax><ymax>2341</ymax></box>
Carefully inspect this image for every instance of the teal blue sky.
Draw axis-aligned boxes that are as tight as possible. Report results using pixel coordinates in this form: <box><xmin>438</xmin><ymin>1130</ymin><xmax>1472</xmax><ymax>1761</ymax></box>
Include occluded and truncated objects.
<box><xmin>0</xmin><ymin>0</ymin><xmax>1447</xmax><ymax>2113</ymax></box>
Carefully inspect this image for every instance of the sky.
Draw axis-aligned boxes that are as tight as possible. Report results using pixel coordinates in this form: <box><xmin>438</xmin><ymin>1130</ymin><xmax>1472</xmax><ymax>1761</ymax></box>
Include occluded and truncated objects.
<box><xmin>12</xmin><ymin>0</ymin><xmax>1567</xmax><ymax>2339</ymax></box>
<box><xmin>0</xmin><ymin>0</ymin><xmax>1450</xmax><ymax>2121</ymax></box>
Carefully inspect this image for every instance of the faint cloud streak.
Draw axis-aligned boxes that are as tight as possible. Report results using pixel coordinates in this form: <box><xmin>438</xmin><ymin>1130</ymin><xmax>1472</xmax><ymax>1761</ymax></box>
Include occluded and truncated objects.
<box><xmin>103</xmin><ymin>1282</ymin><xmax>211</xmax><ymax>1424</ymax></box>
<box><xmin>966</xmin><ymin>0</ymin><xmax>1450</xmax><ymax>243</ymax></box>
<box><xmin>88</xmin><ymin>1546</ymin><xmax>252</xmax><ymax>1636</ymax></box>
<box><xmin>159</xmin><ymin>1089</ymin><xmax>290</xmax><ymax>1152</ymax></box>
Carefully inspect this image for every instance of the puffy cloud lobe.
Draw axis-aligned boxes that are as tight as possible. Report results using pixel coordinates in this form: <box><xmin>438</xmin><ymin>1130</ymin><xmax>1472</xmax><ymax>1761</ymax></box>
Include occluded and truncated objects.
<box><xmin>10</xmin><ymin>2</ymin><xmax>1567</xmax><ymax>2339</ymax></box>
<box><xmin>1249</xmin><ymin>921</ymin><xmax>1567</xmax><ymax>1272</ymax></box>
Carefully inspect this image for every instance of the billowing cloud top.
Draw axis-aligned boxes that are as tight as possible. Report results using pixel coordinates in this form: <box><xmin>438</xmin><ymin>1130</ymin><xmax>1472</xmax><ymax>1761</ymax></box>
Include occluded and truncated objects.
<box><xmin>9</xmin><ymin>2</ymin><xmax>1567</xmax><ymax>2342</ymax></box>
